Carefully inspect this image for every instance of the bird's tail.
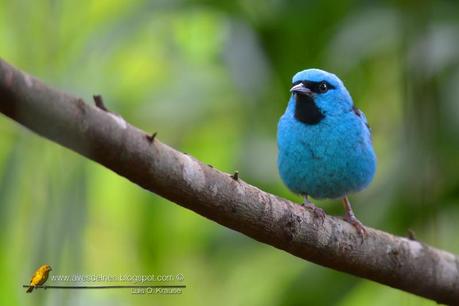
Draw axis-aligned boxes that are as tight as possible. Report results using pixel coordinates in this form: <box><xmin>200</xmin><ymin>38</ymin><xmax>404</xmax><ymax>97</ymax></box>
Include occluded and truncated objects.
<box><xmin>26</xmin><ymin>286</ymin><xmax>34</xmax><ymax>293</ymax></box>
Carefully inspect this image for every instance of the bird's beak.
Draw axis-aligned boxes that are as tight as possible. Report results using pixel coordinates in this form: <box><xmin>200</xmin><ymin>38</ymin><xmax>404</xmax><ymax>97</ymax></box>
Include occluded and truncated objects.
<box><xmin>290</xmin><ymin>83</ymin><xmax>312</xmax><ymax>95</ymax></box>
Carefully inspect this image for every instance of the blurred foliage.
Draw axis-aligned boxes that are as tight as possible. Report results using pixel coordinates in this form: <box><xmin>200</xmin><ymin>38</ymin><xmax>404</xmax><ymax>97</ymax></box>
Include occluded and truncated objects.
<box><xmin>1</xmin><ymin>0</ymin><xmax>459</xmax><ymax>305</ymax></box>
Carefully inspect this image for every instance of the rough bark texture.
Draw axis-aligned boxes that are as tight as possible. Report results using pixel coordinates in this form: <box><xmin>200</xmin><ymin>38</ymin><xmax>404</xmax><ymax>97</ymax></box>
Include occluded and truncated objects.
<box><xmin>0</xmin><ymin>59</ymin><xmax>458</xmax><ymax>305</ymax></box>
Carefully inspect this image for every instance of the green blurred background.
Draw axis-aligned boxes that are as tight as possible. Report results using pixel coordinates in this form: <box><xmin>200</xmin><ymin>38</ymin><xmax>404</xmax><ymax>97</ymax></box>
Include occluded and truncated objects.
<box><xmin>1</xmin><ymin>0</ymin><xmax>458</xmax><ymax>305</ymax></box>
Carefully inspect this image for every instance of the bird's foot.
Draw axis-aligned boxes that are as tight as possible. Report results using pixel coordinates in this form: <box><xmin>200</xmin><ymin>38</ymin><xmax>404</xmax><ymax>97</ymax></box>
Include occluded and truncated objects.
<box><xmin>343</xmin><ymin>213</ymin><xmax>367</xmax><ymax>239</ymax></box>
<box><xmin>302</xmin><ymin>200</ymin><xmax>326</xmax><ymax>224</ymax></box>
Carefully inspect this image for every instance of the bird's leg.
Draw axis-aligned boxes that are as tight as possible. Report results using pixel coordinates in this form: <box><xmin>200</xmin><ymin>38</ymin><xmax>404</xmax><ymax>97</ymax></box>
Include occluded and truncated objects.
<box><xmin>342</xmin><ymin>196</ymin><xmax>367</xmax><ymax>238</ymax></box>
<box><xmin>302</xmin><ymin>195</ymin><xmax>325</xmax><ymax>223</ymax></box>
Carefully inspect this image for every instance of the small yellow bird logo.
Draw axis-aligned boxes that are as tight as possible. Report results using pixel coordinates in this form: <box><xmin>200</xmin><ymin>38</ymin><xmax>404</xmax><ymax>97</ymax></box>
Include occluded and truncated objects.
<box><xmin>26</xmin><ymin>264</ymin><xmax>52</xmax><ymax>293</ymax></box>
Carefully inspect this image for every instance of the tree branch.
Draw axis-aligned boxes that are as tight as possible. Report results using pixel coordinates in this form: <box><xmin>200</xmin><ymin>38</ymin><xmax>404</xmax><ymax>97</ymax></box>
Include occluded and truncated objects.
<box><xmin>0</xmin><ymin>59</ymin><xmax>458</xmax><ymax>305</ymax></box>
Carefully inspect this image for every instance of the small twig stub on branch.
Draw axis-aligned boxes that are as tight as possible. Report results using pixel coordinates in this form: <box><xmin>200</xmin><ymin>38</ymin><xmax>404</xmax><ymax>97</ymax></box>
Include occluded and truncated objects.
<box><xmin>93</xmin><ymin>94</ymin><xmax>109</xmax><ymax>112</ymax></box>
<box><xmin>145</xmin><ymin>132</ymin><xmax>157</xmax><ymax>143</ymax></box>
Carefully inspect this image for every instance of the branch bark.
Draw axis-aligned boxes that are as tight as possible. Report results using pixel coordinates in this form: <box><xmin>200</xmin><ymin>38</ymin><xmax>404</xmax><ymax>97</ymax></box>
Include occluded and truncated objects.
<box><xmin>0</xmin><ymin>59</ymin><xmax>458</xmax><ymax>305</ymax></box>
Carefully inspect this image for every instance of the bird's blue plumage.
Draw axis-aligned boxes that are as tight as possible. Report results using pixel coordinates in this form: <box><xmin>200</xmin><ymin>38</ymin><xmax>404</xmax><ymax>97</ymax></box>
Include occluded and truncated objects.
<box><xmin>277</xmin><ymin>69</ymin><xmax>376</xmax><ymax>199</ymax></box>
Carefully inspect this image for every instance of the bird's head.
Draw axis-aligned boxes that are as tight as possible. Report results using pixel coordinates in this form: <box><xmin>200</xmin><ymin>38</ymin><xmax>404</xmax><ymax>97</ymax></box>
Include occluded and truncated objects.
<box><xmin>289</xmin><ymin>69</ymin><xmax>353</xmax><ymax>124</ymax></box>
<box><xmin>41</xmin><ymin>264</ymin><xmax>52</xmax><ymax>272</ymax></box>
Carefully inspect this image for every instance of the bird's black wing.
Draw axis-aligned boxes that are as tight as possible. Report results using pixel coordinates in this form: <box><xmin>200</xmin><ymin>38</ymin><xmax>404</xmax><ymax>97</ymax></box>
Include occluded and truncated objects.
<box><xmin>352</xmin><ymin>105</ymin><xmax>372</xmax><ymax>137</ymax></box>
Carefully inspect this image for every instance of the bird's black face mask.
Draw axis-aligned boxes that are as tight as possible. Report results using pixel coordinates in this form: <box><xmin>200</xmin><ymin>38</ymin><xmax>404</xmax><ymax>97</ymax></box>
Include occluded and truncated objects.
<box><xmin>294</xmin><ymin>93</ymin><xmax>325</xmax><ymax>125</ymax></box>
<box><xmin>290</xmin><ymin>80</ymin><xmax>332</xmax><ymax>125</ymax></box>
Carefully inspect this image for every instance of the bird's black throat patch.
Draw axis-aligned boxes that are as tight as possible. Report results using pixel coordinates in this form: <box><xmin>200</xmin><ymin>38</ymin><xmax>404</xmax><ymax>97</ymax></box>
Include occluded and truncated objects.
<box><xmin>294</xmin><ymin>94</ymin><xmax>325</xmax><ymax>125</ymax></box>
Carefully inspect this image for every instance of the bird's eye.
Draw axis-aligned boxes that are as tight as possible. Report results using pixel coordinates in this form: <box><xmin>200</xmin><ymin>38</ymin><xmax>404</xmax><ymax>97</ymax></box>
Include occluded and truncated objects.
<box><xmin>318</xmin><ymin>82</ymin><xmax>328</xmax><ymax>93</ymax></box>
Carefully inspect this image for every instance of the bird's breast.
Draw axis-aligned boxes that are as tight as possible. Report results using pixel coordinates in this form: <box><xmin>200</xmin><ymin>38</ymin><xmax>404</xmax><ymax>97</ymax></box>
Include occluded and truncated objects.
<box><xmin>277</xmin><ymin>113</ymin><xmax>376</xmax><ymax>198</ymax></box>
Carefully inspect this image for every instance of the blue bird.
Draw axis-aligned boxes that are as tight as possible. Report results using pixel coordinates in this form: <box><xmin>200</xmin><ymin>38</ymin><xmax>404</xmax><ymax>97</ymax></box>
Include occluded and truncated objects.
<box><xmin>277</xmin><ymin>69</ymin><xmax>376</xmax><ymax>235</ymax></box>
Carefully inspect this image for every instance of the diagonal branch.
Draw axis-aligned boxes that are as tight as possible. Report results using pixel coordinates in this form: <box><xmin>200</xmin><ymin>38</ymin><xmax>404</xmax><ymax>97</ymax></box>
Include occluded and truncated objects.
<box><xmin>0</xmin><ymin>59</ymin><xmax>458</xmax><ymax>305</ymax></box>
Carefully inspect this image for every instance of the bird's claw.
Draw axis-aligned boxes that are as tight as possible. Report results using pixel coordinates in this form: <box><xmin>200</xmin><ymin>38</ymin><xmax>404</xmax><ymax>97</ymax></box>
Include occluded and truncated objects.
<box><xmin>343</xmin><ymin>213</ymin><xmax>367</xmax><ymax>239</ymax></box>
